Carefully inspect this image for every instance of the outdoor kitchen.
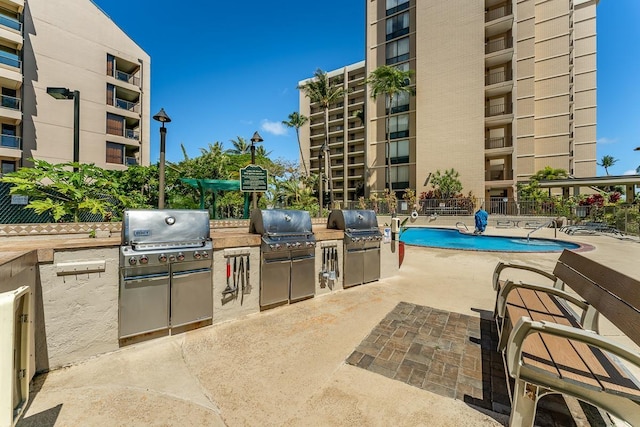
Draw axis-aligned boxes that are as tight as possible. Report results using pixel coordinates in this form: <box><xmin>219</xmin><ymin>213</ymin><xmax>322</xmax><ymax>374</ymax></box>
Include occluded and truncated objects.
<box><xmin>0</xmin><ymin>209</ymin><xmax>399</xmax><ymax>374</ymax></box>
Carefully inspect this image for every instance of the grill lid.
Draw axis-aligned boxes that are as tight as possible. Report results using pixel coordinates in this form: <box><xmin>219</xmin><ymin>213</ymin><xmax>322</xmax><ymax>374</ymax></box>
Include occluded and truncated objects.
<box><xmin>121</xmin><ymin>209</ymin><xmax>210</xmax><ymax>246</ymax></box>
<box><xmin>327</xmin><ymin>209</ymin><xmax>380</xmax><ymax>232</ymax></box>
<box><xmin>249</xmin><ymin>209</ymin><xmax>313</xmax><ymax>236</ymax></box>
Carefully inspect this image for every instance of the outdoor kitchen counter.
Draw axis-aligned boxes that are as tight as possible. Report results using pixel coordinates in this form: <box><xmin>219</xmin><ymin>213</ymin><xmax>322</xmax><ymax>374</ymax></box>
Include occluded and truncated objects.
<box><xmin>0</xmin><ymin>226</ymin><xmax>346</xmax><ymax>263</ymax></box>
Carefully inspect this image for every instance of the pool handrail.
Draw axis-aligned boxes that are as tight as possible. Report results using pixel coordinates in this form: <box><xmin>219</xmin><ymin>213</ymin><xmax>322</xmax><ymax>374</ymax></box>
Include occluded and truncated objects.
<box><xmin>456</xmin><ymin>222</ymin><xmax>469</xmax><ymax>232</ymax></box>
<box><xmin>527</xmin><ymin>219</ymin><xmax>557</xmax><ymax>242</ymax></box>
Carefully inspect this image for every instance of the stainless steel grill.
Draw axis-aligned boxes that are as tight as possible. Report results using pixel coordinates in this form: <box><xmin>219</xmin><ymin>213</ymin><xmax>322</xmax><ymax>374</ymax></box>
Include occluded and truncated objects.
<box><xmin>119</xmin><ymin>209</ymin><xmax>213</xmax><ymax>339</ymax></box>
<box><xmin>249</xmin><ymin>209</ymin><xmax>316</xmax><ymax>308</ymax></box>
<box><xmin>327</xmin><ymin>210</ymin><xmax>382</xmax><ymax>288</ymax></box>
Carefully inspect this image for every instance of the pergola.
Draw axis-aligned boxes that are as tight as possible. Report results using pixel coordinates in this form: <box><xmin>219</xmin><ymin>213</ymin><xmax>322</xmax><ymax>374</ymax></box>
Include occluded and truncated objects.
<box><xmin>180</xmin><ymin>178</ymin><xmax>250</xmax><ymax>219</ymax></box>
<box><xmin>537</xmin><ymin>175</ymin><xmax>640</xmax><ymax>203</ymax></box>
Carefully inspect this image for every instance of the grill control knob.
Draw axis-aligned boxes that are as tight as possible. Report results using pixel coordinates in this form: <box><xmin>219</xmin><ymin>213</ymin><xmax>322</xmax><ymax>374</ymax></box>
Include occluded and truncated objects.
<box><xmin>202</xmin><ymin>251</ymin><xmax>209</xmax><ymax>259</ymax></box>
<box><xmin>275</xmin><ymin>244</ymin><xmax>282</xmax><ymax>251</ymax></box>
<box><xmin>193</xmin><ymin>251</ymin><xmax>201</xmax><ymax>259</ymax></box>
<box><xmin>295</xmin><ymin>242</ymin><xmax>302</xmax><ymax>248</ymax></box>
<box><xmin>159</xmin><ymin>254</ymin><xmax>167</xmax><ymax>262</ymax></box>
<box><xmin>286</xmin><ymin>242</ymin><xmax>292</xmax><ymax>249</ymax></box>
<box><xmin>169</xmin><ymin>255</ymin><xmax>176</xmax><ymax>262</ymax></box>
<box><xmin>306</xmin><ymin>241</ymin><xmax>314</xmax><ymax>248</ymax></box>
<box><xmin>139</xmin><ymin>255</ymin><xmax>149</xmax><ymax>264</ymax></box>
<box><xmin>177</xmin><ymin>252</ymin><xmax>185</xmax><ymax>261</ymax></box>
<box><xmin>128</xmin><ymin>257</ymin><xmax>137</xmax><ymax>265</ymax></box>
<box><xmin>269</xmin><ymin>244</ymin><xmax>276</xmax><ymax>250</ymax></box>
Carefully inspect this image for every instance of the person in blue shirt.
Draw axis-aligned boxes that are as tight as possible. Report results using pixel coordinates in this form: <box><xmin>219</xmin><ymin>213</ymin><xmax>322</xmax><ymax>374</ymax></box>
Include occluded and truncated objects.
<box><xmin>474</xmin><ymin>205</ymin><xmax>488</xmax><ymax>234</ymax></box>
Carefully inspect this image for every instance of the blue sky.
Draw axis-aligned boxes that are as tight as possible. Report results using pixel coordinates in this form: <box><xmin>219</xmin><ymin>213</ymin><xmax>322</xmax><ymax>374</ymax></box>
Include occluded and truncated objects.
<box><xmin>92</xmin><ymin>0</ymin><xmax>640</xmax><ymax>176</ymax></box>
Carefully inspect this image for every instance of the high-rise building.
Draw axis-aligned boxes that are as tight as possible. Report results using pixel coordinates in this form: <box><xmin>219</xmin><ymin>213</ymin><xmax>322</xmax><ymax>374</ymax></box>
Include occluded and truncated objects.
<box><xmin>298</xmin><ymin>62</ymin><xmax>367</xmax><ymax>203</ymax></box>
<box><xmin>300</xmin><ymin>0</ymin><xmax>598</xmax><ymax>205</ymax></box>
<box><xmin>0</xmin><ymin>0</ymin><xmax>150</xmax><ymax>175</ymax></box>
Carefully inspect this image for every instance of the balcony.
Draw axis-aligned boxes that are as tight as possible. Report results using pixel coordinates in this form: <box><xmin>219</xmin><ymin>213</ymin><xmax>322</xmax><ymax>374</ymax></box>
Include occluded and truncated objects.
<box><xmin>485</xmin><ymin>136</ymin><xmax>512</xmax><ymax>150</ymax></box>
<box><xmin>485</xmin><ymin>70</ymin><xmax>513</xmax><ymax>97</ymax></box>
<box><xmin>485</xmin><ymin>37</ymin><xmax>512</xmax><ymax>54</ymax></box>
<box><xmin>485</xmin><ymin>3</ymin><xmax>512</xmax><ymax>22</ymax></box>
<box><xmin>485</xmin><ymin>103</ymin><xmax>512</xmax><ymax>117</ymax></box>
<box><xmin>115</xmin><ymin>97</ymin><xmax>140</xmax><ymax>113</ymax></box>
<box><xmin>125</xmin><ymin>156</ymin><xmax>138</xmax><ymax>166</ymax></box>
<box><xmin>0</xmin><ymin>93</ymin><xmax>20</xmax><ymax>110</ymax></box>
<box><xmin>0</xmin><ymin>50</ymin><xmax>20</xmax><ymax>69</ymax></box>
<box><xmin>107</xmin><ymin>125</ymin><xmax>139</xmax><ymax>141</ymax></box>
<box><xmin>114</xmin><ymin>70</ymin><xmax>140</xmax><ymax>86</ymax></box>
<box><xmin>0</xmin><ymin>13</ymin><xmax>21</xmax><ymax>31</ymax></box>
<box><xmin>485</xmin><ymin>37</ymin><xmax>513</xmax><ymax>68</ymax></box>
<box><xmin>485</xmin><ymin>169</ymin><xmax>513</xmax><ymax>181</ymax></box>
<box><xmin>0</xmin><ymin>133</ymin><xmax>20</xmax><ymax>149</ymax></box>
<box><xmin>485</xmin><ymin>70</ymin><xmax>512</xmax><ymax>86</ymax></box>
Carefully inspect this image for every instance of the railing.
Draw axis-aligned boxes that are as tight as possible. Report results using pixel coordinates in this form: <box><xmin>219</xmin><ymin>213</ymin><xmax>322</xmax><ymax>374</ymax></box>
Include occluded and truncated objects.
<box><xmin>527</xmin><ymin>220</ymin><xmax>557</xmax><ymax>241</ymax></box>
<box><xmin>485</xmin><ymin>37</ymin><xmax>513</xmax><ymax>54</ymax></box>
<box><xmin>0</xmin><ymin>134</ymin><xmax>20</xmax><ymax>149</ymax></box>
<box><xmin>125</xmin><ymin>156</ymin><xmax>138</xmax><ymax>166</ymax></box>
<box><xmin>0</xmin><ymin>13</ymin><xmax>21</xmax><ymax>31</ymax></box>
<box><xmin>125</xmin><ymin>129</ymin><xmax>139</xmax><ymax>140</ymax></box>
<box><xmin>485</xmin><ymin>3</ymin><xmax>513</xmax><ymax>22</ymax></box>
<box><xmin>485</xmin><ymin>136</ymin><xmax>512</xmax><ymax>149</ymax></box>
<box><xmin>485</xmin><ymin>170</ymin><xmax>513</xmax><ymax>181</ymax></box>
<box><xmin>0</xmin><ymin>94</ymin><xmax>20</xmax><ymax>110</ymax></box>
<box><xmin>485</xmin><ymin>103</ymin><xmax>512</xmax><ymax>117</ymax></box>
<box><xmin>115</xmin><ymin>98</ymin><xmax>140</xmax><ymax>113</ymax></box>
<box><xmin>485</xmin><ymin>70</ymin><xmax>512</xmax><ymax>85</ymax></box>
<box><xmin>114</xmin><ymin>70</ymin><xmax>140</xmax><ymax>86</ymax></box>
<box><xmin>0</xmin><ymin>51</ymin><xmax>21</xmax><ymax>69</ymax></box>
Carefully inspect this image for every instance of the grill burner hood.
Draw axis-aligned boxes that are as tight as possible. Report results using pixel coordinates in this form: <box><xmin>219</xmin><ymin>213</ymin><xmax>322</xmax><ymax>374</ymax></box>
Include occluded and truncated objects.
<box><xmin>250</xmin><ymin>209</ymin><xmax>313</xmax><ymax>236</ymax></box>
<box><xmin>327</xmin><ymin>209</ymin><xmax>381</xmax><ymax>234</ymax></box>
<box><xmin>122</xmin><ymin>209</ymin><xmax>210</xmax><ymax>247</ymax></box>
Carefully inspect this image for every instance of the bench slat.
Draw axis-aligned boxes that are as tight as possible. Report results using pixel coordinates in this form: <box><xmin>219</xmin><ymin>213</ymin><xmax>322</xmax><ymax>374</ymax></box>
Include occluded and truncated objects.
<box><xmin>554</xmin><ymin>262</ymin><xmax>640</xmax><ymax>346</ymax></box>
<box><xmin>558</xmin><ymin>250</ymin><xmax>640</xmax><ymax>310</ymax></box>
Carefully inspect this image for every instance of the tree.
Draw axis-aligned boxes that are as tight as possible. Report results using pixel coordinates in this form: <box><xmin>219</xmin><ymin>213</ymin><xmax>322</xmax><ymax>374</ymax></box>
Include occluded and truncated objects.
<box><xmin>227</xmin><ymin>136</ymin><xmax>250</xmax><ymax>154</ymax></box>
<box><xmin>530</xmin><ymin>166</ymin><xmax>568</xmax><ymax>181</ymax></box>
<box><xmin>255</xmin><ymin>145</ymin><xmax>272</xmax><ymax>157</ymax></box>
<box><xmin>0</xmin><ymin>159</ymin><xmax>140</xmax><ymax>222</ymax></box>
<box><xmin>298</xmin><ymin>69</ymin><xmax>350</xmax><ymax>210</ymax></box>
<box><xmin>365</xmin><ymin>65</ymin><xmax>415</xmax><ymax>212</ymax></box>
<box><xmin>430</xmin><ymin>168</ymin><xmax>462</xmax><ymax>199</ymax></box>
<box><xmin>597</xmin><ymin>155</ymin><xmax>618</xmax><ymax>176</ymax></box>
<box><xmin>282</xmin><ymin>112</ymin><xmax>309</xmax><ymax>176</ymax></box>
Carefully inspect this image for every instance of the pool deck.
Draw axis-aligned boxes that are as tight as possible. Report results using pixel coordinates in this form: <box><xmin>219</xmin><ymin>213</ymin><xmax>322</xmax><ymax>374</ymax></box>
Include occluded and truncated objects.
<box><xmin>16</xmin><ymin>226</ymin><xmax>640</xmax><ymax>427</ymax></box>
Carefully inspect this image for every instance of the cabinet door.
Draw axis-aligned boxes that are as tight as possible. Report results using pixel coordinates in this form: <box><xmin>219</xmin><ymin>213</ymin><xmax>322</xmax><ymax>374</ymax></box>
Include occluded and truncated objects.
<box><xmin>290</xmin><ymin>255</ymin><xmax>315</xmax><ymax>302</ymax></box>
<box><xmin>344</xmin><ymin>249</ymin><xmax>364</xmax><ymax>288</ymax></box>
<box><xmin>119</xmin><ymin>273</ymin><xmax>170</xmax><ymax>338</ymax></box>
<box><xmin>363</xmin><ymin>247</ymin><xmax>380</xmax><ymax>284</ymax></box>
<box><xmin>260</xmin><ymin>259</ymin><xmax>290</xmax><ymax>307</ymax></box>
<box><xmin>171</xmin><ymin>268</ymin><xmax>213</xmax><ymax>328</ymax></box>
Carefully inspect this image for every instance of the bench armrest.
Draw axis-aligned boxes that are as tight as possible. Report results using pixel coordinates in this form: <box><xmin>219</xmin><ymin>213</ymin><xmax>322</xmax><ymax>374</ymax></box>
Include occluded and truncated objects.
<box><xmin>506</xmin><ymin>317</ymin><xmax>640</xmax><ymax>381</ymax></box>
<box><xmin>492</xmin><ymin>262</ymin><xmax>559</xmax><ymax>291</ymax></box>
<box><xmin>496</xmin><ymin>280</ymin><xmax>598</xmax><ymax>332</ymax></box>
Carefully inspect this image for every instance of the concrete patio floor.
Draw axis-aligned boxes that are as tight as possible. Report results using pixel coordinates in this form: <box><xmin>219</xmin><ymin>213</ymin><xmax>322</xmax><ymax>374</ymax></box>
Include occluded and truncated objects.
<box><xmin>16</xmin><ymin>227</ymin><xmax>640</xmax><ymax>427</ymax></box>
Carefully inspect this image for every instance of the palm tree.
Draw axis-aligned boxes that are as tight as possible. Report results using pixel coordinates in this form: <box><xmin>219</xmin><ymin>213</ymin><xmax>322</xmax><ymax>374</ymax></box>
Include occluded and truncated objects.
<box><xmin>298</xmin><ymin>69</ymin><xmax>349</xmax><ymax>210</ymax></box>
<box><xmin>227</xmin><ymin>136</ymin><xmax>250</xmax><ymax>154</ymax></box>
<box><xmin>597</xmin><ymin>155</ymin><xmax>618</xmax><ymax>176</ymax></box>
<box><xmin>255</xmin><ymin>145</ymin><xmax>272</xmax><ymax>157</ymax></box>
<box><xmin>365</xmin><ymin>65</ymin><xmax>414</xmax><ymax>212</ymax></box>
<box><xmin>282</xmin><ymin>112</ymin><xmax>309</xmax><ymax>176</ymax></box>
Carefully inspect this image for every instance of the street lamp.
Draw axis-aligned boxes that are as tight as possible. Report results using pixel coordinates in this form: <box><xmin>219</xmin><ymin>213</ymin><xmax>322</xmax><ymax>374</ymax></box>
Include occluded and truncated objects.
<box><xmin>250</xmin><ymin>131</ymin><xmax>263</xmax><ymax>210</ymax></box>
<box><xmin>153</xmin><ymin>108</ymin><xmax>171</xmax><ymax>210</ymax></box>
<box><xmin>47</xmin><ymin>87</ymin><xmax>80</xmax><ymax>171</ymax></box>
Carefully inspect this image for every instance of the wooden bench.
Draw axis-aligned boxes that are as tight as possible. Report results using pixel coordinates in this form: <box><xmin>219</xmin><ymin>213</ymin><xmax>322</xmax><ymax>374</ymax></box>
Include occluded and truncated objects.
<box><xmin>492</xmin><ymin>249</ymin><xmax>640</xmax><ymax>427</ymax></box>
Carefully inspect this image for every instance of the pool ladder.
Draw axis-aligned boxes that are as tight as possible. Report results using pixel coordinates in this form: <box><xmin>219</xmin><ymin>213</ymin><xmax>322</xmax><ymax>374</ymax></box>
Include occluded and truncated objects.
<box><xmin>526</xmin><ymin>220</ymin><xmax>557</xmax><ymax>242</ymax></box>
<box><xmin>456</xmin><ymin>222</ymin><xmax>469</xmax><ymax>232</ymax></box>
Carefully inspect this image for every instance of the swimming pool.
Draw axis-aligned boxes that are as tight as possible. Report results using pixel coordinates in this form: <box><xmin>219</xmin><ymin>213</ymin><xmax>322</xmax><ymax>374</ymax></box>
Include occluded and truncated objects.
<box><xmin>400</xmin><ymin>227</ymin><xmax>582</xmax><ymax>252</ymax></box>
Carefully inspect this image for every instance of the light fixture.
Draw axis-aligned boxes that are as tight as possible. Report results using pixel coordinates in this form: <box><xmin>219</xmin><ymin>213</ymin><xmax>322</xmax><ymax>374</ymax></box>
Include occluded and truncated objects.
<box><xmin>47</xmin><ymin>87</ymin><xmax>80</xmax><ymax>171</ymax></box>
<box><xmin>153</xmin><ymin>108</ymin><xmax>172</xmax><ymax>209</ymax></box>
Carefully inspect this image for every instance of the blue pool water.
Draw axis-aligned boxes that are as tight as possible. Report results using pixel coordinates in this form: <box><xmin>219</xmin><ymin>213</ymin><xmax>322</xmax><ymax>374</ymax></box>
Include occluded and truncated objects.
<box><xmin>400</xmin><ymin>227</ymin><xmax>581</xmax><ymax>252</ymax></box>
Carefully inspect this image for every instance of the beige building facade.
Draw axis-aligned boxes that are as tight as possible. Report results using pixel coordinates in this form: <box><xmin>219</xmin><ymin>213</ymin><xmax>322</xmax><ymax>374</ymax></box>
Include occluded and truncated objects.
<box><xmin>298</xmin><ymin>61</ymin><xmax>367</xmax><ymax>203</ymax></box>
<box><xmin>0</xmin><ymin>0</ymin><xmax>150</xmax><ymax>175</ymax></box>
<box><xmin>300</xmin><ymin>0</ymin><xmax>598</xmax><ymax>205</ymax></box>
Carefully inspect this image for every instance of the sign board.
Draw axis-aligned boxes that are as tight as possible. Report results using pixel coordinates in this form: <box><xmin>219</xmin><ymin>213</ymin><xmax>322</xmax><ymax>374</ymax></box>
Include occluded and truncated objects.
<box><xmin>10</xmin><ymin>195</ymin><xmax>28</xmax><ymax>205</ymax></box>
<box><xmin>240</xmin><ymin>165</ymin><xmax>268</xmax><ymax>192</ymax></box>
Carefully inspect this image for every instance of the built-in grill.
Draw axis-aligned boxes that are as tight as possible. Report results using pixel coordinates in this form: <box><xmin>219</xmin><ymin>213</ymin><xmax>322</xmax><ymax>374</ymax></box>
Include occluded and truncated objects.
<box><xmin>327</xmin><ymin>210</ymin><xmax>382</xmax><ymax>288</ymax></box>
<box><xmin>249</xmin><ymin>209</ymin><xmax>316</xmax><ymax>308</ymax></box>
<box><xmin>119</xmin><ymin>209</ymin><xmax>213</xmax><ymax>339</ymax></box>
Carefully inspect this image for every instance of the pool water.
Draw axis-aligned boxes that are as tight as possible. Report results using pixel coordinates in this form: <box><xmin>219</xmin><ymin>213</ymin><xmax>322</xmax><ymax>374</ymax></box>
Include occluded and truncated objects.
<box><xmin>400</xmin><ymin>227</ymin><xmax>581</xmax><ymax>252</ymax></box>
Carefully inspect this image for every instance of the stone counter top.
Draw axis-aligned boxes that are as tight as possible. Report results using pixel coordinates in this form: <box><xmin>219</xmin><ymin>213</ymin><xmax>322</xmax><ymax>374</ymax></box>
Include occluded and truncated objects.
<box><xmin>0</xmin><ymin>226</ymin><xmax>346</xmax><ymax>264</ymax></box>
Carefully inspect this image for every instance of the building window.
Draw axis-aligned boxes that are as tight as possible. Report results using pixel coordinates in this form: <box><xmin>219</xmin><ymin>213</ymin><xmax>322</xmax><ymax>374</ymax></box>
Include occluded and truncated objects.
<box><xmin>1</xmin><ymin>123</ymin><xmax>18</xmax><ymax>148</ymax></box>
<box><xmin>388</xmin><ymin>140</ymin><xmax>410</xmax><ymax>164</ymax></box>
<box><xmin>388</xmin><ymin>91</ymin><xmax>410</xmax><ymax>114</ymax></box>
<box><xmin>0</xmin><ymin>9</ymin><xmax>21</xmax><ymax>31</ymax></box>
<box><xmin>386</xmin><ymin>0</ymin><xmax>410</xmax><ymax>16</ymax></box>
<box><xmin>106</xmin><ymin>142</ymin><xmax>124</xmax><ymax>164</ymax></box>
<box><xmin>386</xmin><ymin>12</ymin><xmax>410</xmax><ymax>41</ymax></box>
<box><xmin>106</xmin><ymin>113</ymin><xmax>124</xmax><ymax>136</ymax></box>
<box><xmin>388</xmin><ymin>114</ymin><xmax>409</xmax><ymax>139</ymax></box>
<box><xmin>0</xmin><ymin>45</ymin><xmax>20</xmax><ymax>68</ymax></box>
<box><xmin>1</xmin><ymin>87</ymin><xmax>19</xmax><ymax>110</ymax></box>
<box><xmin>106</xmin><ymin>83</ymin><xmax>115</xmax><ymax>106</ymax></box>
<box><xmin>1</xmin><ymin>160</ymin><xmax>16</xmax><ymax>175</ymax></box>
<box><xmin>391</xmin><ymin>165</ymin><xmax>410</xmax><ymax>189</ymax></box>
<box><xmin>394</xmin><ymin>62</ymin><xmax>410</xmax><ymax>72</ymax></box>
<box><xmin>386</xmin><ymin>37</ymin><xmax>410</xmax><ymax>65</ymax></box>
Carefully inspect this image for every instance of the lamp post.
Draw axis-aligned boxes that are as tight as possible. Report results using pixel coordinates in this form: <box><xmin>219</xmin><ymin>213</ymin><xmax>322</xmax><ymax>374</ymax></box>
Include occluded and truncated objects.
<box><xmin>250</xmin><ymin>131</ymin><xmax>263</xmax><ymax>210</ymax></box>
<box><xmin>153</xmin><ymin>108</ymin><xmax>171</xmax><ymax>209</ymax></box>
<box><xmin>47</xmin><ymin>87</ymin><xmax>80</xmax><ymax>172</ymax></box>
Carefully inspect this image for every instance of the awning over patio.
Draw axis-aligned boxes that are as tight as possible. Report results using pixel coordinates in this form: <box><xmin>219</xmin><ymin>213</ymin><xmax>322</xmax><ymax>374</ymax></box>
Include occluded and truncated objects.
<box><xmin>537</xmin><ymin>175</ymin><xmax>640</xmax><ymax>203</ymax></box>
<box><xmin>180</xmin><ymin>178</ymin><xmax>250</xmax><ymax>218</ymax></box>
